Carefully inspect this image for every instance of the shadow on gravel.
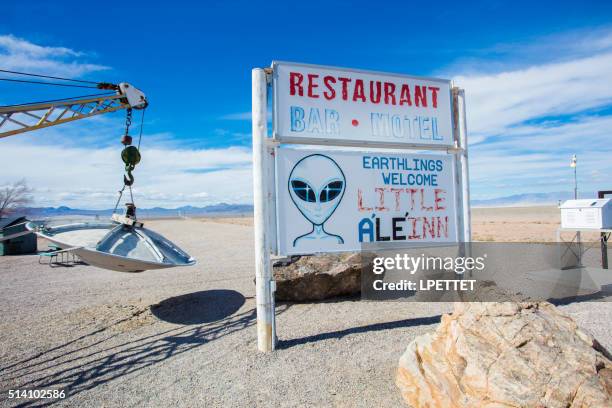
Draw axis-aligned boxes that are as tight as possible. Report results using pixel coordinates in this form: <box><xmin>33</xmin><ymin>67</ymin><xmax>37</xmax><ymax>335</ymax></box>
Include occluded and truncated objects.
<box><xmin>1</xmin><ymin>291</ymin><xmax>289</xmax><ymax>408</ymax></box>
<box><xmin>276</xmin><ymin>314</ymin><xmax>441</xmax><ymax>350</ymax></box>
<box><xmin>549</xmin><ymin>284</ymin><xmax>612</xmax><ymax>306</ymax></box>
<box><xmin>151</xmin><ymin>289</ymin><xmax>245</xmax><ymax>324</ymax></box>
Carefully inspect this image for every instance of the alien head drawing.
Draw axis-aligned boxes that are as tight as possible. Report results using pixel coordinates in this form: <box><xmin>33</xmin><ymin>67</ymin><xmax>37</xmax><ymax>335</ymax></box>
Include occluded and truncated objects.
<box><xmin>288</xmin><ymin>154</ymin><xmax>346</xmax><ymax>247</ymax></box>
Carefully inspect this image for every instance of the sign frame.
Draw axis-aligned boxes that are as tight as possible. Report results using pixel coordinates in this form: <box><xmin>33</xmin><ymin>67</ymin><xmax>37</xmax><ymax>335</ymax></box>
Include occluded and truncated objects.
<box><xmin>252</xmin><ymin>63</ymin><xmax>471</xmax><ymax>353</ymax></box>
<box><xmin>271</xmin><ymin>61</ymin><xmax>455</xmax><ymax>150</ymax></box>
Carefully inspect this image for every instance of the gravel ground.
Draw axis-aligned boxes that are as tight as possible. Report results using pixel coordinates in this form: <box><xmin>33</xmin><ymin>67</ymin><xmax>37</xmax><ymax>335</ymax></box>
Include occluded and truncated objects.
<box><xmin>0</xmin><ymin>219</ymin><xmax>610</xmax><ymax>407</ymax></box>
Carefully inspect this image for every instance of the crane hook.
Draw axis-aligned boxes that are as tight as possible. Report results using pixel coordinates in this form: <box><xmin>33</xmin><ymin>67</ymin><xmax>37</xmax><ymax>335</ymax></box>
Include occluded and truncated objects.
<box><xmin>124</xmin><ymin>170</ymin><xmax>135</xmax><ymax>186</ymax></box>
<box><xmin>121</xmin><ymin>145</ymin><xmax>141</xmax><ymax>186</ymax></box>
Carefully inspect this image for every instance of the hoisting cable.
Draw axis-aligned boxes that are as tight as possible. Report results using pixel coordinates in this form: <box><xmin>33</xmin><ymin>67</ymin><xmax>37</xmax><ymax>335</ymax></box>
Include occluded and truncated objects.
<box><xmin>0</xmin><ymin>69</ymin><xmax>119</xmax><ymax>94</ymax></box>
<box><xmin>112</xmin><ymin>185</ymin><xmax>126</xmax><ymax>215</ymax></box>
<box><xmin>0</xmin><ymin>69</ymin><xmax>102</xmax><ymax>85</ymax></box>
<box><xmin>0</xmin><ymin>77</ymin><xmax>100</xmax><ymax>89</ymax></box>
<box><xmin>137</xmin><ymin>107</ymin><xmax>146</xmax><ymax>150</ymax></box>
<box><xmin>111</xmin><ymin>184</ymin><xmax>136</xmax><ymax>215</ymax></box>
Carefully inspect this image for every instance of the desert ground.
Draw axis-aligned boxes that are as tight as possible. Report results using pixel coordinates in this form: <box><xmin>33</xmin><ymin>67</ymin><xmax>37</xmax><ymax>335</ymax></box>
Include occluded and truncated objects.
<box><xmin>472</xmin><ymin>205</ymin><xmax>606</xmax><ymax>242</ymax></box>
<box><xmin>0</xmin><ymin>206</ymin><xmax>610</xmax><ymax>407</ymax></box>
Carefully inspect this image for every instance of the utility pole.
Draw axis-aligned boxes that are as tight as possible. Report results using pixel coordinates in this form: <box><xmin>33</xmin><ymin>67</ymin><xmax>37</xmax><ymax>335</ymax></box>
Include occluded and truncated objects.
<box><xmin>570</xmin><ymin>154</ymin><xmax>577</xmax><ymax>199</ymax></box>
<box><xmin>570</xmin><ymin>154</ymin><xmax>581</xmax><ymax>265</ymax></box>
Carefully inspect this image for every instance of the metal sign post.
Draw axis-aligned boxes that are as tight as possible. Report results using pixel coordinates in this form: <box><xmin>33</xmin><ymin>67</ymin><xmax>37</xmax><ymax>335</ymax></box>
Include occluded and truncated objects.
<box><xmin>252</xmin><ymin>68</ymin><xmax>276</xmax><ymax>352</ymax></box>
<box><xmin>453</xmin><ymin>87</ymin><xmax>471</xmax><ymax>243</ymax></box>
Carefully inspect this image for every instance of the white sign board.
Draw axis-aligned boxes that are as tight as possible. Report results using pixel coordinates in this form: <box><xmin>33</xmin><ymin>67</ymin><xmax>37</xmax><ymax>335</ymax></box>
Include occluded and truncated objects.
<box><xmin>275</xmin><ymin>147</ymin><xmax>458</xmax><ymax>255</ymax></box>
<box><xmin>273</xmin><ymin>62</ymin><xmax>453</xmax><ymax>147</ymax></box>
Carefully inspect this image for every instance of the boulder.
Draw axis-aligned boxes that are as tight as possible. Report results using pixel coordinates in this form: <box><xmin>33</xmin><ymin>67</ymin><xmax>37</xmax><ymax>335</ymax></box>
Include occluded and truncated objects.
<box><xmin>396</xmin><ymin>302</ymin><xmax>612</xmax><ymax>407</ymax></box>
<box><xmin>273</xmin><ymin>253</ymin><xmax>367</xmax><ymax>301</ymax></box>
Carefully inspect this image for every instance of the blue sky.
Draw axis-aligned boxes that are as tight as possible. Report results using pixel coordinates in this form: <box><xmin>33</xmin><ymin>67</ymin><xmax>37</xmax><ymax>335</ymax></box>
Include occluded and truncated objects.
<box><xmin>1</xmin><ymin>1</ymin><xmax>612</xmax><ymax>208</ymax></box>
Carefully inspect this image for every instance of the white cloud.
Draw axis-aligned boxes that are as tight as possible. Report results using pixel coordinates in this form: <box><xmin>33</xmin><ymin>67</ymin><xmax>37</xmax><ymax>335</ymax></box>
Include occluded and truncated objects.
<box><xmin>449</xmin><ymin>28</ymin><xmax>612</xmax><ymax>200</ymax></box>
<box><xmin>441</xmin><ymin>25</ymin><xmax>612</xmax><ymax>77</ymax></box>
<box><xmin>0</xmin><ymin>136</ymin><xmax>253</xmax><ymax>209</ymax></box>
<box><xmin>220</xmin><ymin>111</ymin><xmax>272</xmax><ymax>122</ymax></box>
<box><xmin>455</xmin><ymin>52</ymin><xmax>612</xmax><ymax>136</ymax></box>
<box><xmin>221</xmin><ymin>111</ymin><xmax>252</xmax><ymax>120</ymax></box>
<box><xmin>0</xmin><ymin>35</ymin><xmax>81</xmax><ymax>58</ymax></box>
<box><xmin>0</xmin><ymin>34</ymin><xmax>109</xmax><ymax>78</ymax></box>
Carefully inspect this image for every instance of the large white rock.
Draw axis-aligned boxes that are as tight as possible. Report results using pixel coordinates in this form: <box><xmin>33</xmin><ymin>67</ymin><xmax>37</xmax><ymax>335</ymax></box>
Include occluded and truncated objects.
<box><xmin>396</xmin><ymin>302</ymin><xmax>612</xmax><ymax>407</ymax></box>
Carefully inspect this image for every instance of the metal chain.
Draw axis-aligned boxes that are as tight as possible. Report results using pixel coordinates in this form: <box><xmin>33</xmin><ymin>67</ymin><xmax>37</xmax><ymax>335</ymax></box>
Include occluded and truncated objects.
<box><xmin>112</xmin><ymin>108</ymin><xmax>140</xmax><ymax>218</ymax></box>
<box><xmin>125</xmin><ymin>108</ymin><xmax>133</xmax><ymax>135</ymax></box>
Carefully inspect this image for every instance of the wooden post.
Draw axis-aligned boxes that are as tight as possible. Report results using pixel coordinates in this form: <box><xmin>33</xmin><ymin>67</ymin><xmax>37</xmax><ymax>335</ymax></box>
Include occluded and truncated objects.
<box><xmin>252</xmin><ymin>68</ymin><xmax>275</xmax><ymax>352</ymax></box>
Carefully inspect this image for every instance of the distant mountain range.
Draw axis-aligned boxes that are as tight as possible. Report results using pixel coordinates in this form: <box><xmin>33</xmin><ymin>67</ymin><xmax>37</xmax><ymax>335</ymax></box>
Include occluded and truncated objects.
<box><xmin>22</xmin><ymin>203</ymin><xmax>254</xmax><ymax>219</ymax></box>
<box><xmin>12</xmin><ymin>191</ymin><xmax>598</xmax><ymax>219</ymax></box>
<box><xmin>471</xmin><ymin>191</ymin><xmax>594</xmax><ymax>207</ymax></box>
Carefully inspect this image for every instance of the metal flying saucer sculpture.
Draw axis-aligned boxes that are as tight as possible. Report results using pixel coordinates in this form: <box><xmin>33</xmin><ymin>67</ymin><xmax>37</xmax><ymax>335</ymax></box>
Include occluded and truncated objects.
<box><xmin>27</xmin><ymin>217</ymin><xmax>196</xmax><ymax>273</ymax></box>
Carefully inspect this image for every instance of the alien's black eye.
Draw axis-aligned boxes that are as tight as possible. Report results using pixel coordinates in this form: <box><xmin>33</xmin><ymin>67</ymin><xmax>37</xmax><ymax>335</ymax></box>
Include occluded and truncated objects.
<box><xmin>291</xmin><ymin>180</ymin><xmax>316</xmax><ymax>202</ymax></box>
<box><xmin>319</xmin><ymin>181</ymin><xmax>343</xmax><ymax>202</ymax></box>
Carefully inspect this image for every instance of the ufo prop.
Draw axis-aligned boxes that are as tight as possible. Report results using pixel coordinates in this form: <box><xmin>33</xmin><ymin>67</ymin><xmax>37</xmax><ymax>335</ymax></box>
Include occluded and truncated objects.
<box><xmin>27</xmin><ymin>215</ymin><xmax>196</xmax><ymax>273</ymax></box>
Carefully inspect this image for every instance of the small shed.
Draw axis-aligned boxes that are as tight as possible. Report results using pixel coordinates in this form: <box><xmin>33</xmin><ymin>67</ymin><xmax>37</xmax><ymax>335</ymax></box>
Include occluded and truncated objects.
<box><xmin>560</xmin><ymin>199</ymin><xmax>612</xmax><ymax>229</ymax></box>
<box><xmin>0</xmin><ymin>216</ymin><xmax>37</xmax><ymax>255</ymax></box>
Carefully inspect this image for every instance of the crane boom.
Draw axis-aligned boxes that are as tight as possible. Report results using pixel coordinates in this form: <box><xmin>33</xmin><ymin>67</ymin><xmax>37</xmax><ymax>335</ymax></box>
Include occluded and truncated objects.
<box><xmin>0</xmin><ymin>82</ymin><xmax>147</xmax><ymax>139</ymax></box>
